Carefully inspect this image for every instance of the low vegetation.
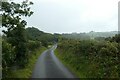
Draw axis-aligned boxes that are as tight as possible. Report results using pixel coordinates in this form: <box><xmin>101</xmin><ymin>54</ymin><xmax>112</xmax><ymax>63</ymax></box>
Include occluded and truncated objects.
<box><xmin>6</xmin><ymin>47</ymin><xmax>46</xmax><ymax>78</ymax></box>
<box><xmin>55</xmin><ymin>34</ymin><xmax>120</xmax><ymax>78</ymax></box>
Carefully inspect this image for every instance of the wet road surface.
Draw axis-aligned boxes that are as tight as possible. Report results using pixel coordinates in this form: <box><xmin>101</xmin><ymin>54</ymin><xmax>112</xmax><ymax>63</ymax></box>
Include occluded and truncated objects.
<box><xmin>31</xmin><ymin>45</ymin><xmax>76</xmax><ymax>78</ymax></box>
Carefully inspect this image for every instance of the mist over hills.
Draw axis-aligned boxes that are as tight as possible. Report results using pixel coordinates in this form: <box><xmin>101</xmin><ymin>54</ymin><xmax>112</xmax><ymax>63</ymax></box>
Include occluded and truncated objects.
<box><xmin>88</xmin><ymin>31</ymin><xmax>118</xmax><ymax>38</ymax></box>
<box><xmin>26</xmin><ymin>27</ymin><xmax>118</xmax><ymax>40</ymax></box>
<box><xmin>1</xmin><ymin>26</ymin><xmax>118</xmax><ymax>40</ymax></box>
<box><xmin>62</xmin><ymin>31</ymin><xmax>118</xmax><ymax>40</ymax></box>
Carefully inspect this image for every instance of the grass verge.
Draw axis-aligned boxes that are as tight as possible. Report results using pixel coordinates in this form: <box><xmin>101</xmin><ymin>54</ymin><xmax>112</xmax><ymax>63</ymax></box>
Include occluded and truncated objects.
<box><xmin>7</xmin><ymin>47</ymin><xmax>46</xmax><ymax>78</ymax></box>
<box><xmin>54</xmin><ymin>49</ymin><xmax>86</xmax><ymax>78</ymax></box>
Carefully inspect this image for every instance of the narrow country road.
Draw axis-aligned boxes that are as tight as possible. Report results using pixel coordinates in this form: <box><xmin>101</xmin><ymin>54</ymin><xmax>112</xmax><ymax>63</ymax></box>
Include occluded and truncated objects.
<box><xmin>31</xmin><ymin>44</ymin><xmax>76</xmax><ymax>78</ymax></box>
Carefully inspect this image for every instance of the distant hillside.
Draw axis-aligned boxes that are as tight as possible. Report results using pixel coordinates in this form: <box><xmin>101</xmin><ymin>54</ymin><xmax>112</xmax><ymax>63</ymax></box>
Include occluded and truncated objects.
<box><xmin>62</xmin><ymin>33</ymin><xmax>90</xmax><ymax>40</ymax></box>
<box><xmin>62</xmin><ymin>31</ymin><xmax>118</xmax><ymax>40</ymax></box>
<box><xmin>88</xmin><ymin>31</ymin><xmax>118</xmax><ymax>39</ymax></box>
<box><xmin>26</xmin><ymin>27</ymin><xmax>44</xmax><ymax>41</ymax></box>
<box><xmin>26</xmin><ymin>27</ymin><xmax>60</xmax><ymax>45</ymax></box>
<box><xmin>26</xmin><ymin>27</ymin><xmax>118</xmax><ymax>41</ymax></box>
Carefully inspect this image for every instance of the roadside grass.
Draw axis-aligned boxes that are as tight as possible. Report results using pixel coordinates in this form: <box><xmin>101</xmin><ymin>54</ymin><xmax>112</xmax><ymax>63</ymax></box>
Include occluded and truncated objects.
<box><xmin>55</xmin><ymin>48</ymin><xmax>119</xmax><ymax>78</ymax></box>
<box><xmin>54</xmin><ymin>49</ymin><xmax>86</xmax><ymax>78</ymax></box>
<box><xmin>7</xmin><ymin>47</ymin><xmax>46</xmax><ymax>78</ymax></box>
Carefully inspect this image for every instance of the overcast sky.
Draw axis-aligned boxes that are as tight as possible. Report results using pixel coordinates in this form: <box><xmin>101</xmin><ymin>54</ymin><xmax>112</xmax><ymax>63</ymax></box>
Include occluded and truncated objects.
<box><xmin>2</xmin><ymin>0</ymin><xmax>120</xmax><ymax>34</ymax></box>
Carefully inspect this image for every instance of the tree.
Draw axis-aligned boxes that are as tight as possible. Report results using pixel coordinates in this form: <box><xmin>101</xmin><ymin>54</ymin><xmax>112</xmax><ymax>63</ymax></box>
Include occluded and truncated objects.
<box><xmin>1</xmin><ymin>0</ymin><xmax>33</xmax><ymax>67</ymax></box>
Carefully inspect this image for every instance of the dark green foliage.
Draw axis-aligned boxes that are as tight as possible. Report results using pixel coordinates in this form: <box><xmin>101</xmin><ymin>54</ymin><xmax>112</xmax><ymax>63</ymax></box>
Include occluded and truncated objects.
<box><xmin>2</xmin><ymin>40</ymin><xmax>15</xmax><ymax>77</ymax></box>
<box><xmin>26</xmin><ymin>27</ymin><xmax>61</xmax><ymax>47</ymax></box>
<box><xmin>105</xmin><ymin>34</ymin><xmax>120</xmax><ymax>43</ymax></box>
<box><xmin>27</xmin><ymin>40</ymin><xmax>41</xmax><ymax>51</ymax></box>
<box><xmin>2</xmin><ymin>0</ymin><xmax>33</xmax><ymax>67</ymax></box>
<box><xmin>57</xmin><ymin>35</ymin><xmax>119</xmax><ymax>78</ymax></box>
<box><xmin>26</xmin><ymin>27</ymin><xmax>44</xmax><ymax>41</ymax></box>
<box><xmin>1</xmin><ymin>0</ymin><xmax>34</xmax><ymax>77</ymax></box>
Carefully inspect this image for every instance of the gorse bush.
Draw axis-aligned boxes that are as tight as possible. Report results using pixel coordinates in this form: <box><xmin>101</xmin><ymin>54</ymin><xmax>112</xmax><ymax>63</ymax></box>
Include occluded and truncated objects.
<box><xmin>57</xmin><ymin>37</ymin><xmax>119</xmax><ymax>78</ymax></box>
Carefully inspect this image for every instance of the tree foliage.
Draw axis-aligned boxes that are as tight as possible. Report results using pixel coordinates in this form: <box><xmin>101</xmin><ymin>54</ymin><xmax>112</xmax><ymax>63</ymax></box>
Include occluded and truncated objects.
<box><xmin>2</xmin><ymin>40</ymin><xmax>15</xmax><ymax>77</ymax></box>
<box><xmin>26</xmin><ymin>27</ymin><xmax>60</xmax><ymax>47</ymax></box>
<box><xmin>1</xmin><ymin>0</ymin><xmax>34</xmax><ymax>72</ymax></box>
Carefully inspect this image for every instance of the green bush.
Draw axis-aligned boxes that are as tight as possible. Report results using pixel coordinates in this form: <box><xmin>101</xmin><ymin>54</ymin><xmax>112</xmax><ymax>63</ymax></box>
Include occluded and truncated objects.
<box><xmin>2</xmin><ymin>40</ymin><xmax>15</xmax><ymax>77</ymax></box>
<box><xmin>56</xmin><ymin>39</ymin><xmax>119</xmax><ymax>78</ymax></box>
<box><xmin>27</xmin><ymin>40</ymin><xmax>41</xmax><ymax>51</ymax></box>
